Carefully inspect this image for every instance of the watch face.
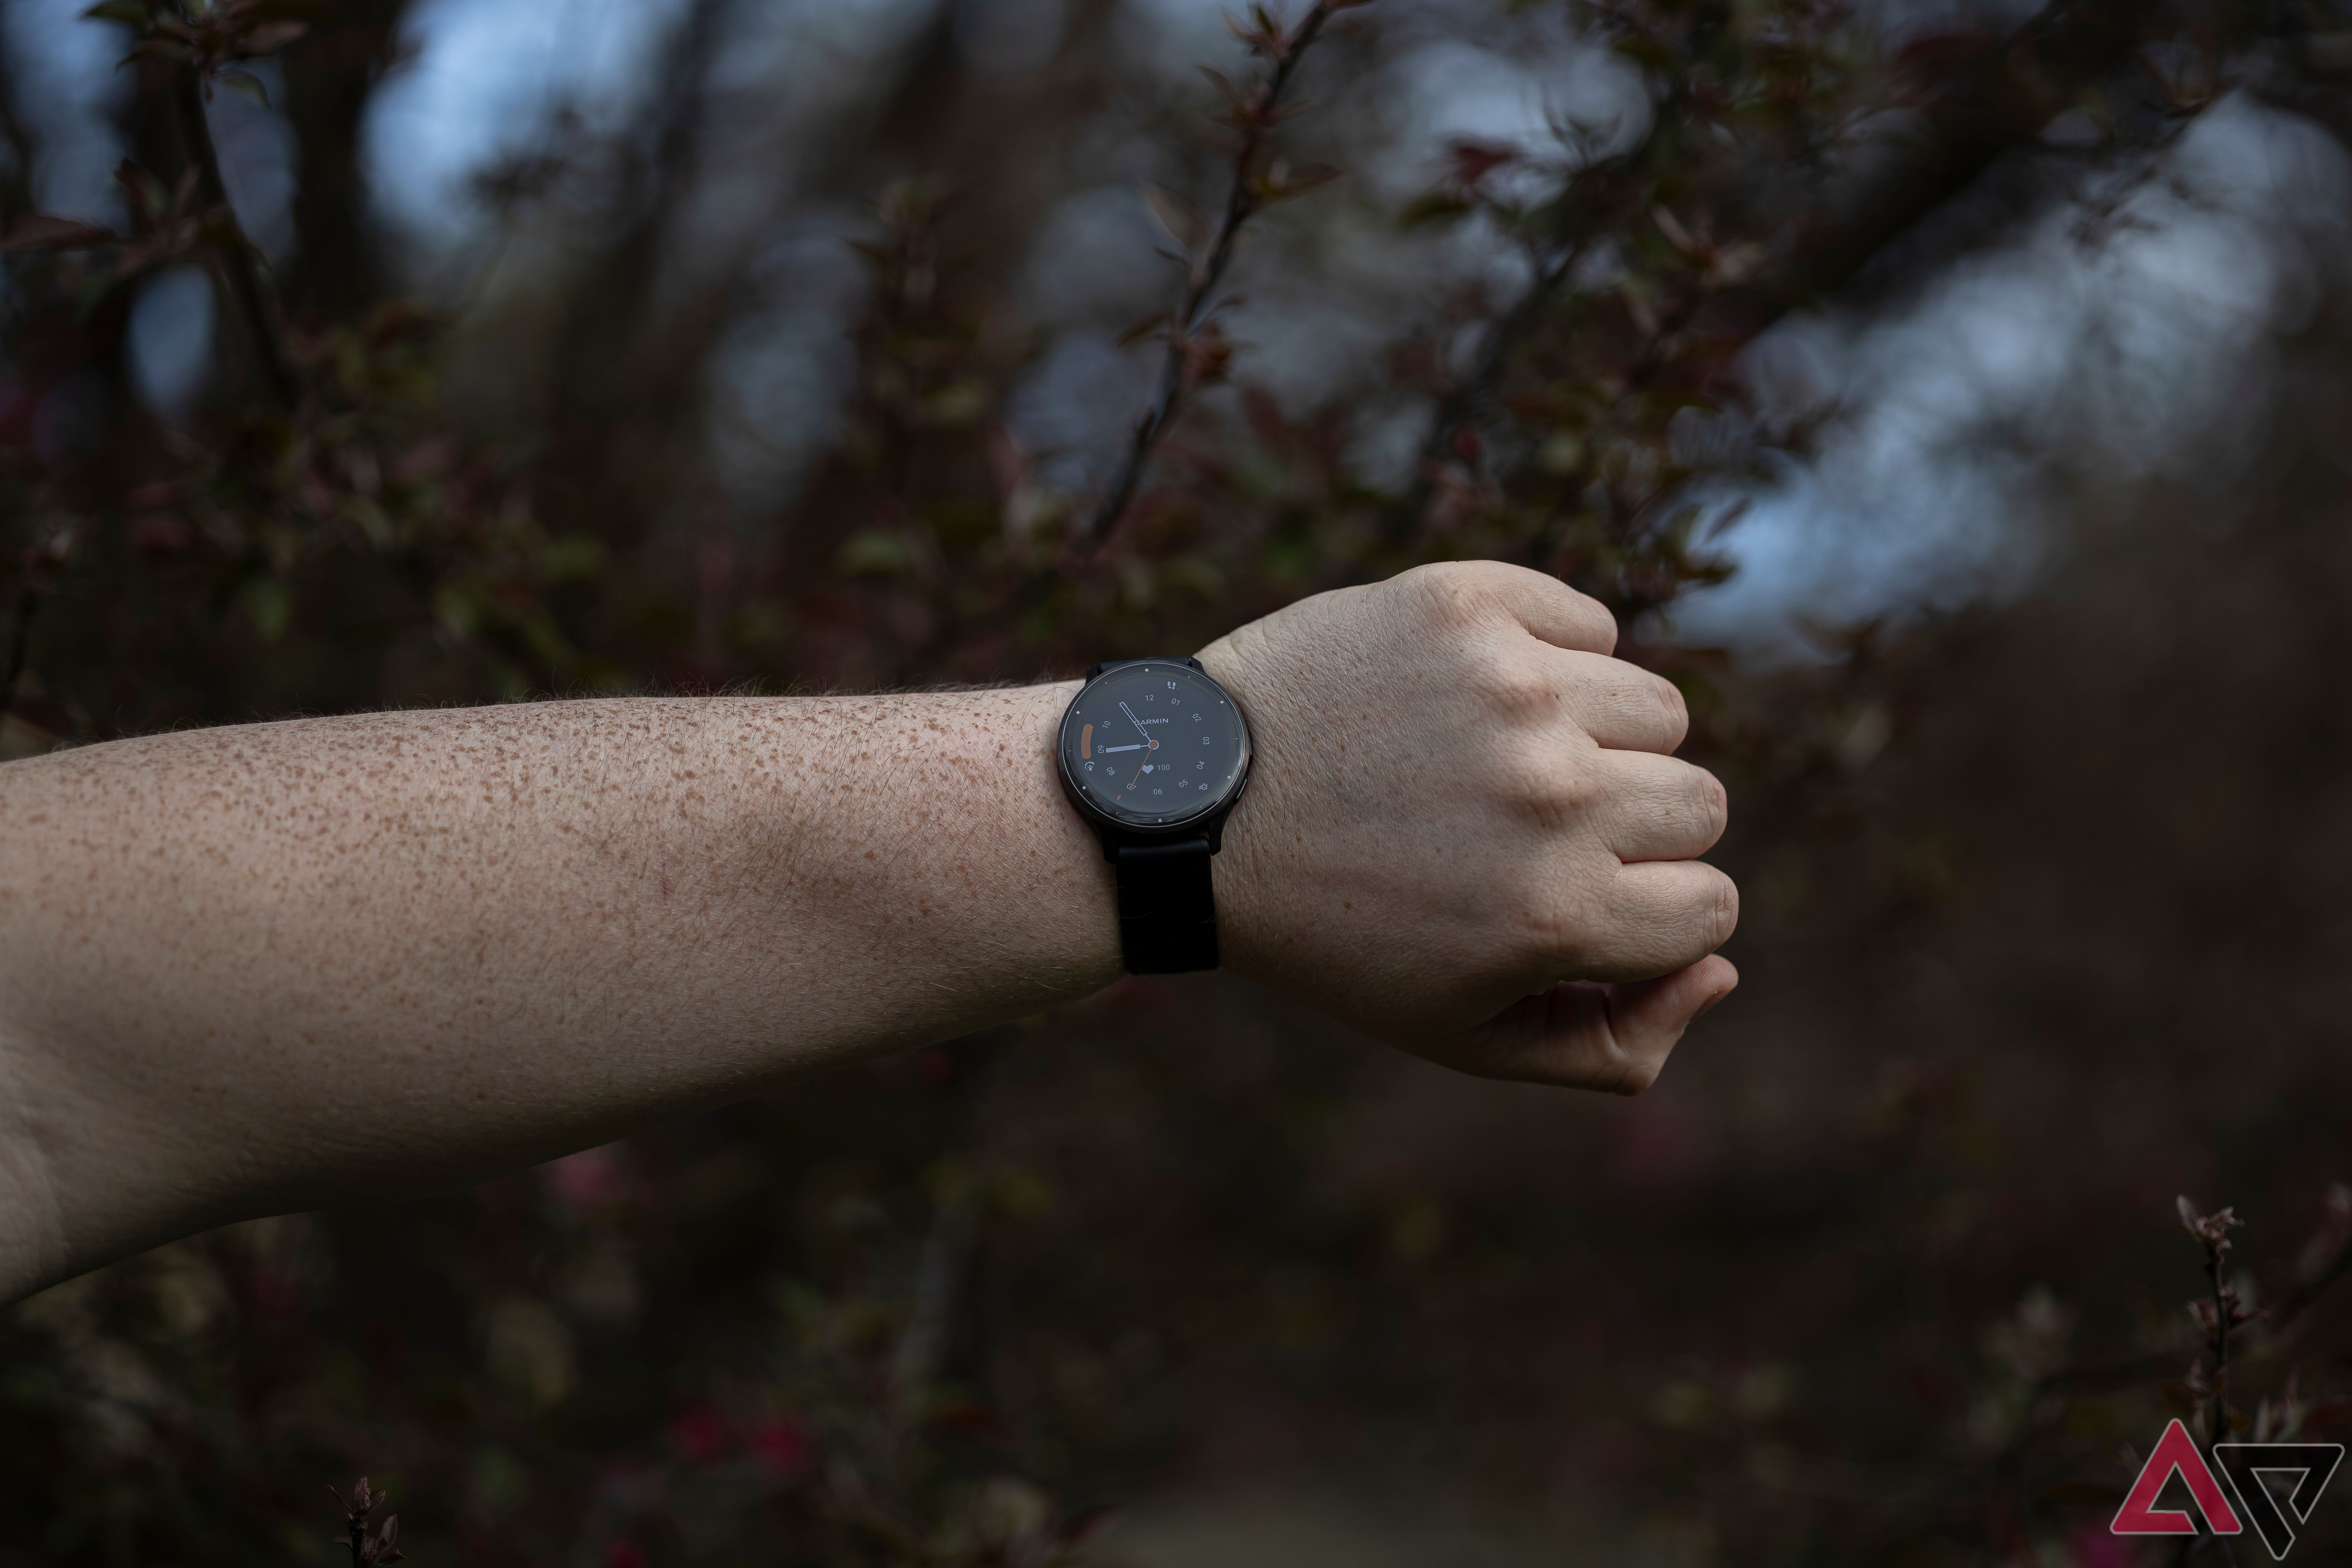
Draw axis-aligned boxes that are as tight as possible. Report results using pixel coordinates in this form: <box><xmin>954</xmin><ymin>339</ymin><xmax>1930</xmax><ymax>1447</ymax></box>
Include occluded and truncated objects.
<box><xmin>1060</xmin><ymin>662</ymin><xmax>1250</xmax><ymax>829</ymax></box>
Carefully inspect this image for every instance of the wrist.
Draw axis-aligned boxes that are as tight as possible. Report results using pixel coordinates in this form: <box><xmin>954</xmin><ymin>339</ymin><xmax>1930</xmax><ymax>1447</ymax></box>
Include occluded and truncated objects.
<box><xmin>1011</xmin><ymin>681</ymin><xmax>1127</xmax><ymax>995</ymax></box>
<box><xmin>868</xmin><ymin>681</ymin><xmax>1124</xmax><ymax>1009</ymax></box>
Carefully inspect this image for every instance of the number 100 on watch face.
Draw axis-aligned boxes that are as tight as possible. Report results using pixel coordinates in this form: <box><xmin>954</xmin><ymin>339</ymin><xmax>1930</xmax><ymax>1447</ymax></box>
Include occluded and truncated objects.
<box><xmin>1060</xmin><ymin>664</ymin><xmax>1249</xmax><ymax>828</ymax></box>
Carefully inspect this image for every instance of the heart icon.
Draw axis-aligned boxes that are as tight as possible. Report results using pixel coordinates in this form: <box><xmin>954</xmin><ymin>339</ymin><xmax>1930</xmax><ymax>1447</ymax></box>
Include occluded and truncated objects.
<box><xmin>1142</xmin><ymin>765</ymin><xmax>1154</xmax><ymax>774</ymax></box>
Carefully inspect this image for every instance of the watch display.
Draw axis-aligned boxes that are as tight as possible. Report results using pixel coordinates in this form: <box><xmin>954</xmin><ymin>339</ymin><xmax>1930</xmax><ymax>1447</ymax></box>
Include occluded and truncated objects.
<box><xmin>1057</xmin><ymin>661</ymin><xmax>1250</xmax><ymax>832</ymax></box>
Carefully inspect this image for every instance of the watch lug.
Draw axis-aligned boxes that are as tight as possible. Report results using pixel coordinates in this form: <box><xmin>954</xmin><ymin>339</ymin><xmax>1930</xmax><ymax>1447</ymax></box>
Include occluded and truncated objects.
<box><xmin>1086</xmin><ymin>656</ymin><xmax>1203</xmax><ymax>680</ymax></box>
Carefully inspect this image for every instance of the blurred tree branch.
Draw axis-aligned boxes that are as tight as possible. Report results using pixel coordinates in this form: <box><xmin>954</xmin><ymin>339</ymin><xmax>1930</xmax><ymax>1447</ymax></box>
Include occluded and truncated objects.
<box><xmin>2034</xmin><ymin>1185</ymin><xmax>2352</xmax><ymax>1405</ymax></box>
<box><xmin>170</xmin><ymin>63</ymin><xmax>296</xmax><ymax>405</ymax></box>
<box><xmin>1081</xmin><ymin>0</ymin><xmax>1368</xmax><ymax>549</ymax></box>
<box><xmin>1756</xmin><ymin>0</ymin><xmax>2161</xmax><ymax>312</ymax></box>
<box><xmin>279</xmin><ymin>0</ymin><xmax>411</xmax><ymax>316</ymax></box>
<box><xmin>1402</xmin><ymin>0</ymin><xmax>2218</xmax><ymax>558</ymax></box>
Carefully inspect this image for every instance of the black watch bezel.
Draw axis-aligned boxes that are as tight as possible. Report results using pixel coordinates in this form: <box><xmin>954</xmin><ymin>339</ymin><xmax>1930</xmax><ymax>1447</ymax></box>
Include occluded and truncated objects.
<box><xmin>1055</xmin><ymin>657</ymin><xmax>1253</xmax><ymax>856</ymax></box>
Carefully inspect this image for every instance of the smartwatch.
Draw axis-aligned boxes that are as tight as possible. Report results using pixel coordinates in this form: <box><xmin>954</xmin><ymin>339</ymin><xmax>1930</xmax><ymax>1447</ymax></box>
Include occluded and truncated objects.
<box><xmin>1055</xmin><ymin>657</ymin><xmax>1253</xmax><ymax>974</ymax></box>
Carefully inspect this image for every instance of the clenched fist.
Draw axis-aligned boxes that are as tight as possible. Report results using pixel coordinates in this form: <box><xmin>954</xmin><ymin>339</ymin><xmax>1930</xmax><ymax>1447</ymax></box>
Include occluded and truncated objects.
<box><xmin>1201</xmin><ymin>561</ymin><xmax>1738</xmax><ymax>1093</ymax></box>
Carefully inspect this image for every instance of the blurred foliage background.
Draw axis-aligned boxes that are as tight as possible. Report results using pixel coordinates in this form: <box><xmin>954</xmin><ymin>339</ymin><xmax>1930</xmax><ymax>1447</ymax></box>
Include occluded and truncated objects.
<box><xmin>6</xmin><ymin>0</ymin><xmax>2352</xmax><ymax>1562</ymax></box>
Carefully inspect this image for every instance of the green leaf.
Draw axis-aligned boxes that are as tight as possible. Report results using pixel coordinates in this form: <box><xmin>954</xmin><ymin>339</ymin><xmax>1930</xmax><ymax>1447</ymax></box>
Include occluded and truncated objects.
<box><xmin>215</xmin><ymin>66</ymin><xmax>270</xmax><ymax>108</ymax></box>
<box><xmin>1538</xmin><ymin>432</ymin><xmax>1584</xmax><ymax>474</ymax></box>
<box><xmin>80</xmin><ymin>0</ymin><xmax>152</xmax><ymax>27</ymax></box>
<box><xmin>244</xmin><ymin>578</ymin><xmax>294</xmax><ymax>644</ymax></box>
<box><xmin>433</xmin><ymin>581</ymin><xmax>484</xmax><ymax>638</ymax></box>
<box><xmin>342</xmin><ymin>497</ymin><xmax>396</xmax><ymax>550</ymax></box>
<box><xmin>923</xmin><ymin>382</ymin><xmax>989</xmax><ymax>428</ymax></box>
<box><xmin>837</xmin><ymin>529</ymin><xmax>915</xmax><ymax>576</ymax></box>
<box><xmin>1140</xmin><ymin>183</ymin><xmax>1210</xmax><ymax>255</ymax></box>
<box><xmin>518</xmin><ymin>606</ymin><xmax>572</xmax><ymax>672</ymax></box>
<box><xmin>1397</xmin><ymin>193</ymin><xmax>1472</xmax><ymax>229</ymax></box>
<box><xmin>540</xmin><ymin>537</ymin><xmax>608</xmax><ymax>580</ymax></box>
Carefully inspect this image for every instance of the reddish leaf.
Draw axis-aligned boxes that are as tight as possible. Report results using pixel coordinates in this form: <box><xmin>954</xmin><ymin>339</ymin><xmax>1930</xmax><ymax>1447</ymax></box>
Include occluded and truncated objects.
<box><xmin>2301</xmin><ymin>1396</ymin><xmax>2352</xmax><ymax>1434</ymax></box>
<box><xmin>1116</xmin><ymin>310</ymin><xmax>1172</xmax><ymax>348</ymax></box>
<box><xmin>1197</xmin><ymin>65</ymin><xmax>1244</xmax><ymax>106</ymax></box>
<box><xmin>1445</xmin><ymin>140</ymin><xmax>1519</xmax><ymax>189</ymax></box>
<box><xmin>226</xmin><ymin>18</ymin><xmax>308</xmax><ymax>56</ymax></box>
<box><xmin>1141</xmin><ymin>184</ymin><xmax>1210</xmax><ymax>254</ymax></box>
<box><xmin>0</xmin><ymin>214</ymin><xmax>121</xmax><ymax>253</ymax></box>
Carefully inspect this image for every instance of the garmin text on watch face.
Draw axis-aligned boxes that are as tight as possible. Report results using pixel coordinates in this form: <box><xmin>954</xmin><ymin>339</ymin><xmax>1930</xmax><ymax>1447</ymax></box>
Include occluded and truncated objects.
<box><xmin>1059</xmin><ymin>663</ymin><xmax>1248</xmax><ymax>829</ymax></box>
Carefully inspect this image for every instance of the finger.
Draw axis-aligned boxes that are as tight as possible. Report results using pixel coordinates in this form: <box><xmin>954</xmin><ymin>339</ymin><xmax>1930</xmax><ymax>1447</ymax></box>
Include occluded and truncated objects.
<box><xmin>1545</xmin><ymin>650</ymin><xmax>1691</xmax><ymax>752</ymax></box>
<box><xmin>1433</xmin><ymin>956</ymin><xmax>1738</xmax><ymax>1092</ymax></box>
<box><xmin>1409</xmin><ymin>560</ymin><xmax>1617</xmax><ymax>654</ymax></box>
<box><xmin>1585</xmin><ymin>749</ymin><xmax>1727</xmax><ymax>861</ymax></box>
<box><xmin>1578</xmin><ymin>859</ymin><xmax>1738</xmax><ymax>980</ymax></box>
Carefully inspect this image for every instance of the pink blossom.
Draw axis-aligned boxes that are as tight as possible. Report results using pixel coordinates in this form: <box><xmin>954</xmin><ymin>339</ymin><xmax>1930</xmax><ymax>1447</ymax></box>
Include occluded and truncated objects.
<box><xmin>748</xmin><ymin>1417</ymin><xmax>812</xmax><ymax>1476</ymax></box>
<box><xmin>666</xmin><ymin>1404</ymin><xmax>728</xmax><ymax>1463</ymax></box>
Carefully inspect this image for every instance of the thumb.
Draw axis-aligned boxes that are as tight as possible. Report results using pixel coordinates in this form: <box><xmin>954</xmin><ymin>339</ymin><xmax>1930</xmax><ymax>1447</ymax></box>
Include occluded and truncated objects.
<box><xmin>1430</xmin><ymin>956</ymin><xmax>1738</xmax><ymax>1093</ymax></box>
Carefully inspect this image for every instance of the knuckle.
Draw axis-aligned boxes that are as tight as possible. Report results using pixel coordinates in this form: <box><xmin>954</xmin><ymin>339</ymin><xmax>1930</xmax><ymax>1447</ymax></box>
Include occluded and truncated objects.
<box><xmin>1702</xmin><ymin>874</ymin><xmax>1741</xmax><ymax>948</ymax></box>
<box><xmin>1693</xmin><ymin>768</ymin><xmax>1729</xmax><ymax>838</ymax></box>
<box><xmin>1517</xmin><ymin>885</ymin><xmax>1599</xmax><ymax>965</ymax></box>
<box><xmin>1501</xmin><ymin>748</ymin><xmax>1601</xmax><ymax>829</ymax></box>
<box><xmin>1652</xmin><ymin>676</ymin><xmax>1691</xmax><ymax>743</ymax></box>
<box><xmin>1473</xmin><ymin>651</ymin><xmax>1555</xmax><ymax>722</ymax></box>
<box><xmin>1561</xmin><ymin>584</ymin><xmax>1617</xmax><ymax>652</ymax></box>
<box><xmin>1395</xmin><ymin>561</ymin><xmax>1490</xmax><ymax>626</ymax></box>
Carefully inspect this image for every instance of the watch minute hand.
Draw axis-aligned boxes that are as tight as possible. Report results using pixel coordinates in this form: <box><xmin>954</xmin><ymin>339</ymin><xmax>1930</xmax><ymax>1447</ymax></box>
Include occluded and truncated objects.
<box><xmin>1115</xmin><ymin>703</ymin><xmax>1162</xmax><ymax>786</ymax></box>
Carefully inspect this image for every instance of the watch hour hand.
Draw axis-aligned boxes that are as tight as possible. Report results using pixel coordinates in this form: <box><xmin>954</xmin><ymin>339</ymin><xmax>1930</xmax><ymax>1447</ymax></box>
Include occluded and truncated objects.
<box><xmin>1100</xmin><ymin>744</ymin><xmax>1146</xmax><ymax>753</ymax></box>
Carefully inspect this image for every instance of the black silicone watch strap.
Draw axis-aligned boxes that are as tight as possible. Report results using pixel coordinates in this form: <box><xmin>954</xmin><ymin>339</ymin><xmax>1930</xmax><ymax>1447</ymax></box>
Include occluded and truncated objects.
<box><xmin>1114</xmin><ymin>837</ymin><xmax>1219</xmax><ymax>973</ymax></box>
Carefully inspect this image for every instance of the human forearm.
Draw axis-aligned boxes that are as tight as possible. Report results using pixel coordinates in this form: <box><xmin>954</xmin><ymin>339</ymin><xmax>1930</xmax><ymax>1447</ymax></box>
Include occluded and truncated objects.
<box><xmin>0</xmin><ymin>562</ymin><xmax>1744</xmax><ymax>1303</ymax></box>
<box><xmin>0</xmin><ymin>686</ymin><xmax>1116</xmax><ymax>1297</ymax></box>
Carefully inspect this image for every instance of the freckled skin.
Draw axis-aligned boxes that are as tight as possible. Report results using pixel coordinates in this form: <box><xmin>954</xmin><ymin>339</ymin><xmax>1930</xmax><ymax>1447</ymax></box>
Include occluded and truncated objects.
<box><xmin>0</xmin><ymin>689</ymin><xmax>1118</xmax><ymax>1295</ymax></box>
<box><xmin>0</xmin><ymin>562</ymin><xmax>1737</xmax><ymax>1301</ymax></box>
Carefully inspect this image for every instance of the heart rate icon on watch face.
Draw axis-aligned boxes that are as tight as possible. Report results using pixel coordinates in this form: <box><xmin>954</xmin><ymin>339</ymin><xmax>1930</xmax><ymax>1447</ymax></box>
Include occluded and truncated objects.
<box><xmin>1142</xmin><ymin>765</ymin><xmax>1154</xmax><ymax>773</ymax></box>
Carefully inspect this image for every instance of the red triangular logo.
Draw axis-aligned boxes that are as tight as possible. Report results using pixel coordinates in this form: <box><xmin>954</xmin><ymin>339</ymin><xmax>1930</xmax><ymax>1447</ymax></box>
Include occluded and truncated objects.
<box><xmin>2113</xmin><ymin>1418</ymin><xmax>2245</xmax><ymax>1536</ymax></box>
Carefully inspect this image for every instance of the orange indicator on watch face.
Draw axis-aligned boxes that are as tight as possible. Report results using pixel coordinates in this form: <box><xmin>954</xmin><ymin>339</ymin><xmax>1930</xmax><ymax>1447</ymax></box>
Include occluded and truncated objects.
<box><xmin>1081</xmin><ymin>723</ymin><xmax>1093</xmax><ymax>759</ymax></box>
